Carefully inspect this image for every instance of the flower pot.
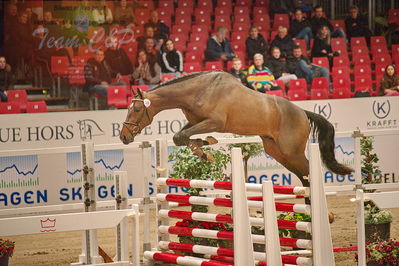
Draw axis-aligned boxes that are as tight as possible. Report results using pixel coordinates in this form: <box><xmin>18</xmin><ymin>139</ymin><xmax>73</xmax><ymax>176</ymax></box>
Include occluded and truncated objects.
<box><xmin>0</xmin><ymin>255</ymin><xmax>9</xmax><ymax>266</ymax></box>
<box><xmin>365</xmin><ymin>222</ymin><xmax>390</xmax><ymax>242</ymax></box>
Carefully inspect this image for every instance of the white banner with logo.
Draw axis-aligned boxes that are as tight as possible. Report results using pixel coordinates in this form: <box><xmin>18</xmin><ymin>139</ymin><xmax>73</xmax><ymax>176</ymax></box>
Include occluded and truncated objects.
<box><xmin>0</xmin><ymin>97</ymin><xmax>398</xmax><ymax>209</ymax></box>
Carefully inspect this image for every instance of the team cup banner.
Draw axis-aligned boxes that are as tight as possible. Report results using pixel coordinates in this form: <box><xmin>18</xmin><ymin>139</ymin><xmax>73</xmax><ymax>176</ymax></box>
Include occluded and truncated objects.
<box><xmin>0</xmin><ymin>97</ymin><xmax>398</xmax><ymax>208</ymax></box>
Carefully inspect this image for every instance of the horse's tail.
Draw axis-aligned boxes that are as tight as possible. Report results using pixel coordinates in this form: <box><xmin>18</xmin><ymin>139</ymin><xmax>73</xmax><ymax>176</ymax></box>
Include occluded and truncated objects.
<box><xmin>304</xmin><ymin>110</ymin><xmax>353</xmax><ymax>175</ymax></box>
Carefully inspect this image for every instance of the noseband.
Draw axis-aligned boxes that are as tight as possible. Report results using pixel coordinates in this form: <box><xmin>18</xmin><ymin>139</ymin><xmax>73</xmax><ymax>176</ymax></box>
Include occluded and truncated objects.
<box><xmin>123</xmin><ymin>99</ymin><xmax>150</xmax><ymax>138</ymax></box>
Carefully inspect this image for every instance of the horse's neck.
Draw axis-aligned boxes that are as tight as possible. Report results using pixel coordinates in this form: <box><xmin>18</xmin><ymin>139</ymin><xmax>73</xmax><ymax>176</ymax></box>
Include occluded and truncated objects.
<box><xmin>147</xmin><ymin>86</ymin><xmax>194</xmax><ymax>115</ymax></box>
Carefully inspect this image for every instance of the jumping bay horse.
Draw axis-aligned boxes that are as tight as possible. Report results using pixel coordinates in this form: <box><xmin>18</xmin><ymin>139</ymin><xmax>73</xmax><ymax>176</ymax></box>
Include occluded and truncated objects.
<box><xmin>120</xmin><ymin>71</ymin><xmax>352</xmax><ymax>186</ymax></box>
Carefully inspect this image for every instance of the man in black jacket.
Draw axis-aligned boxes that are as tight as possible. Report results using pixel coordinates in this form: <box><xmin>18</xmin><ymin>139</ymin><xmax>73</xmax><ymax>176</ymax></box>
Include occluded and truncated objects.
<box><xmin>84</xmin><ymin>49</ymin><xmax>113</xmax><ymax>96</ymax></box>
<box><xmin>290</xmin><ymin>8</ymin><xmax>312</xmax><ymax>48</ymax></box>
<box><xmin>246</xmin><ymin>25</ymin><xmax>268</xmax><ymax>60</ymax></box>
<box><xmin>0</xmin><ymin>57</ymin><xmax>14</xmax><ymax>102</ymax></box>
<box><xmin>205</xmin><ymin>27</ymin><xmax>235</xmax><ymax>62</ymax></box>
<box><xmin>345</xmin><ymin>6</ymin><xmax>372</xmax><ymax>43</ymax></box>
<box><xmin>309</xmin><ymin>5</ymin><xmax>346</xmax><ymax>39</ymax></box>
<box><xmin>270</xmin><ymin>26</ymin><xmax>295</xmax><ymax>58</ymax></box>
<box><xmin>144</xmin><ymin>10</ymin><xmax>169</xmax><ymax>41</ymax></box>
<box><xmin>105</xmin><ymin>37</ymin><xmax>133</xmax><ymax>80</ymax></box>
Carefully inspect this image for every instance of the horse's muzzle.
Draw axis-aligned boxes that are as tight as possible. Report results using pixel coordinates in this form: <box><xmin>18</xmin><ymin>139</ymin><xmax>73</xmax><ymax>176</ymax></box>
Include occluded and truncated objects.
<box><xmin>120</xmin><ymin>125</ymin><xmax>135</xmax><ymax>144</ymax></box>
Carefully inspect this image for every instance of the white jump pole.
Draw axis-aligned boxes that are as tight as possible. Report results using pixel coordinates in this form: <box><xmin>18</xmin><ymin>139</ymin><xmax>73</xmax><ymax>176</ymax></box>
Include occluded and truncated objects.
<box><xmin>155</xmin><ymin>139</ymin><xmax>170</xmax><ymax>248</ymax></box>
<box><xmin>309</xmin><ymin>143</ymin><xmax>335</xmax><ymax>266</ymax></box>
<box><xmin>354</xmin><ymin>189</ymin><xmax>367</xmax><ymax>266</ymax></box>
<box><xmin>78</xmin><ymin>142</ymin><xmax>103</xmax><ymax>265</ymax></box>
<box><xmin>140</xmin><ymin>141</ymin><xmax>152</xmax><ymax>252</ymax></box>
<box><xmin>131</xmin><ymin>203</ymin><xmax>141</xmax><ymax>266</ymax></box>
<box><xmin>114</xmin><ymin>171</ymin><xmax>129</xmax><ymax>262</ymax></box>
<box><xmin>231</xmin><ymin>147</ymin><xmax>255</xmax><ymax>265</ymax></box>
<box><xmin>353</xmin><ymin>130</ymin><xmax>363</xmax><ymax>186</ymax></box>
<box><xmin>262</xmin><ymin>181</ymin><xmax>283</xmax><ymax>265</ymax></box>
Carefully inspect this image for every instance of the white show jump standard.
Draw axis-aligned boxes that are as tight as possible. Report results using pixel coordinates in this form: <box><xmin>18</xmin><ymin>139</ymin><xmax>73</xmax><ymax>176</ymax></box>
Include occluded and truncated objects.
<box><xmin>158</xmin><ymin>225</ymin><xmax>312</xmax><ymax>249</ymax></box>
<box><xmin>157</xmin><ymin>194</ymin><xmax>311</xmax><ymax>215</ymax></box>
<box><xmin>157</xmin><ymin>178</ymin><xmax>310</xmax><ymax>196</ymax></box>
<box><xmin>158</xmin><ymin>241</ymin><xmax>313</xmax><ymax>266</ymax></box>
<box><xmin>158</xmin><ymin>209</ymin><xmax>312</xmax><ymax>233</ymax></box>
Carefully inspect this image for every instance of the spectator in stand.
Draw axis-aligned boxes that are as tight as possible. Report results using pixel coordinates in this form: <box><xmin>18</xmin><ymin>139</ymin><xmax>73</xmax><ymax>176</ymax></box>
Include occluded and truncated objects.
<box><xmin>205</xmin><ymin>26</ymin><xmax>235</xmax><ymax>62</ymax></box>
<box><xmin>311</xmin><ymin>26</ymin><xmax>340</xmax><ymax>67</ymax></box>
<box><xmin>228</xmin><ymin>57</ymin><xmax>248</xmax><ymax>87</ymax></box>
<box><xmin>13</xmin><ymin>12</ymin><xmax>34</xmax><ymax>74</ymax></box>
<box><xmin>266</xmin><ymin>46</ymin><xmax>297</xmax><ymax>86</ymax></box>
<box><xmin>293</xmin><ymin>0</ymin><xmax>313</xmax><ymax>16</ymax></box>
<box><xmin>290</xmin><ymin>8</ymin><xmax>313</xmax><ymax>48</ymax></box>
<box><xmin>269</xmin><ymin>0</ymin><xmax>295</xmax><ymax>18</ymax></box>
<box><xmin>132</xmin><ymin>50</ymin><xmax>161</xmax><ymax>88</ymax></box>
<box><xmin>246</xmin><ymin>25</ymin><xmax>268</xmax><ymax>60</ymax></box>
<box><xmin>270</xmin><ymin>26</ymin><xmax>295</xmax><ymax>58</ymax></box>
<box><xmin>25</xmin><ymin>6</ymin><xmax>39</xmax><ymax>25</ymax></box>
<box><xmin>145</xmin><ymin>10</ymin><xmax>170</xmax><ymax>41</ymax></box>
<box><xmin>288</xmin><ymin>45</ymin><xmax>330</xmax><ymax>88</ymax></box>
<box><xmin>143</xmin><ymin>37</ymin><xmax>160</xmax><ymax>64</ymax></box>
<box><xmin>105</xmin><ymin>37</ymin><xmax>133</xmax><ymax>81</ymax></box>
<box><xmin>4</xmin><ymin>3</ymin><xmax>19</xmax><ymax>40</ymax></box>
<box><xmin>114</xmin><ymin>0</ymin><xmax>135</xmax><ymax>27</ymax></box>
<box><xmin>92</xmin><ymin>0</ymin><xmax>113</xmax><ymax>26</ymax></box>
<box><xmin>309</xmin><ymin>5</ymin><xmax>346</xmax><ymax>39</ymax></box>
<box><xmin>43</xmin><ymin>11</ymin><xmax>61</xmax><ymax>39</ymax></box>
<box><xmin>0</xmin><ymin>56</ymin><xmax>14</xmax><ymax>102</ymax></box>
<box><xmin>247</xmin><ymin>53</ymin><xmax>281</xmax><ymax>92</ymax></box>
<box><xmin>380</xmin><ymin>64</ymin><xmax>399</xmax><ymax>96</ymax></box>
<box><xmin>137</xmin><ymin>25</ymin><xmax>163</xmax><ymax>51</ymax></box>
<box><xmin>84</xmin><ymin>49</ymin><xmax>113</xmax><ymax>96</ymax></box>
<box><xmin>345</xmin><ymin>5</ymin><xmax>372</xmax><ymax>44</ymax></box>
<box><xmin>161</xmin><ymin>39</ymin><xmax>183</xmax><ymax>74</ymax></box>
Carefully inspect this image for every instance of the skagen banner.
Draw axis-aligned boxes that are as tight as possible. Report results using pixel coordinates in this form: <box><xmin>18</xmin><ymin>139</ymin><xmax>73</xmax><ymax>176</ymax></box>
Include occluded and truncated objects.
<box><xmin>0</xmin><ymin>97</ymin><xmax>398</xmax><ymax>208</ymax></box>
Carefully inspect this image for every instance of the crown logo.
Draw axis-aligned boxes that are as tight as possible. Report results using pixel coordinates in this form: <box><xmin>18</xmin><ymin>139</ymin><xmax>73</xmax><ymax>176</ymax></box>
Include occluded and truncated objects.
<box><xmin>40</xmin><ymin>218</ymin><xmax>57</xmax><ymax>232</ymax></box>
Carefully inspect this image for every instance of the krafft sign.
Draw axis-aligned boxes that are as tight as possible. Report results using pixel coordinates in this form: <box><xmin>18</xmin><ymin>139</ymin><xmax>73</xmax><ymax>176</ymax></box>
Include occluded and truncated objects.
<box><xmin>1</xmin><ymin>97</ymin><xmax>398</xmax><ymax>150</ymax></box>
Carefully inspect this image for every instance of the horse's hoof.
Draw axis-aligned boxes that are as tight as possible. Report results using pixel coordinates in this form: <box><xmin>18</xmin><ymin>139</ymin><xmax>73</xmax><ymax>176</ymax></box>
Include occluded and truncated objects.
<box><xmin>205</xmin><ymin>152</ymin><xmax>215</xmax><ymax>162</ymax></box>
<box><xmin>328</xmin><ymin>211</ymin><xmax>335</xmax><ymax>223</ymax></box>
<box><xmin>205</xmin><ymin>136</ymin><xmax>218</xmax><ymax>145</ymax></box>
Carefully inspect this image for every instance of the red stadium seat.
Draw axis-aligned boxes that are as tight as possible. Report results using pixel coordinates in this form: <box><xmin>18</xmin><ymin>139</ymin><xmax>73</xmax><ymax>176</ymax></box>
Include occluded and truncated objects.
<box><xmin>289</xmin><ymin>78</ymin><xmax>307</xmax><ymax>91</ymax></box>
<box><xmin>178</xmin><ymin>0</ymin><xmax>194</xmax><ymax>9</ymax></box>
<box><xmin>374</xmin><ymin>64</ymin><xmax>386</xmax><ymax>77</ymax></box>
<box><xmin>51</xmin><ymin>56</ymin><xmax>70</xmax><ymax>76</ymax></box>
<box><xmin>234</xmin><ymin>14</ymin><xmax>250</xmax><ymax>24</ymax></box>
<box><xmin>175</xmin><ymin>7</ymin><xmax>194</xmax><ymax>17</ymax></box>
<box><xmin>191</xmin><ymin>24</ymin><xmax>210</xmax><ymax>34</ymax></box>
<box><xmin>275</xmin><ymin>79</ymin><xmax>286</xmax><ymax>92</ymax></box>
<box><xmin>354</xmin><ymin>65</ymin><xmax>372</xmax><ymax>77</ymax></box>
<box><xmin>392</xmin><ymin>44</ymin><xmax>399</xmax><ymax>57</ymax></box>
<box><xmin>331</xmin><ymin>38</ymin><xmax>348</xmax><ymax>57</ymax></box>
<box><xmin>108</xmin><ymin>86</ymin><xmax>128</xmax><ymax>109</ymax></box>
<box><xmin>371</xmin><ymin>36</ymin><xmax>387</xmax><ymax>49</ymax></box>
<box><xmin>231</xmin><ymin>40</ymin><xmax>246</xmax><ymax>53</ymax></box>
<box><xmin>217</xmin><ymin>0</ymin><xmax>232</xmax><ymax>8</ymax></box>
<box><xmin>185</xmin><ymin>51</ymin><xmax>204</xmax><ymax>62</ymax></box>
<box><xmin>352</xmin><ymin>55</ymin><xmax>371</xmax><ymax>66</ymax></box>
<box><xmin>333</xmin><ymin>56</ymin><xmax>350</xmax><ymax>68</ymax></box>
<box><xmin>190</xmin><ymin>31</ymin><xmax>209</xmax><ymax>42</ymax></box>
<box><xmin>373</xmin><ymin>52</ymin><xmax>392</xmax><ymax>66</ymax></box>
<box><xmin>68</xmin><ymin>66</ymin><xmax>85</xmax><ymax>86</ymax></box>
<box><xmin>310</xmin><ymin>89</ymin><xmax>329</xmax><ymax>100</ymax></box>
<box><xmin>233</xmin><ymin>23</ymin><xmax>250</xmax><ymax>32</ymax></box>
<box><xmin>312</xmin><ymin>57</ymin><xmax>330</xmax><ymax>72</ymax></box>
<box><xmin>138</xmin><ymin>0</ymin><xmax>154</xmax><ymax>9</ymax></box>
<box><xmin>26</xmin><ymin>101</ymin><xmax>48</xmax><ymax>113</ymax></box>
<box><xmin>236</xmin><ymin>0</ymin><xmax>252</xmax><ymax>7</ymax></box>
<box><xmin>194</xmin><ymin>7</ymin><xmax>213</xmax><ymax>17</ymax></box>
<box><xmin>273</xmin><ymin>14</ymin><xmax>290</xmax><ymax>30</ymax></box>
<box><xmin>253</xmin><ymin>14</ymin><xmax>271</xmax><ymax>32</ymax></box>
<box><xmin>333</xmin><ymin>76</ymin><xmax>351</xmax><ymax>90</ymax></box>
<box><xmin>234</xmin><ymin>6</ymin><xmax>249</xmax><ymax>16</ymax></box>
<box><xmin>255</xmin><ymin>0</ymin><xmax>269</xmax><ymax>6</ymax></box>
<box><xmin>205</xmin><ymin>61</ymin><xmax>224</xmax><ymax>71</ymax></box>
<box><xmin>388</xmin><ymin>9</ymin><xmax>399</xmax><ymax>25</ymax></box>
<box><xmin>172</xmin><ymin>24</ymin><xmax>191</xmax><ymax>35</ymax></box>
<box><xmin>253</xmin><ymin>7</ymin><xmax>268</xmax><ymax>16</ymax></box>
<box><xmin>7</xmin><ymin>89</ymin><xmax>28</xmax><ymax>111</ymax></box>
<box><xmin>231</xmin><ymin>31</ymin><xmax>246</xmax><ymax>42</ymax></box>
<box><xmin>159</xmin><ymin>0</ymin><xmax>174</xmax><ymax>10</ymax></box>
<box><xmin>174</xmin><ymin>15</ymin><xmax>192</xmax><ymax>27</ymax></box>
<box><xmin>0</xmin><ymin>102</ymin><xmax>21</xmax><ymax>114</ymax></box>
<box><xmin>351</xmin><ymin>46</ymin><xmax>369</xmax><ymax>58</ymax></box>
<box><xmin>350</xmin><ymin>37</ymin><xmax>367</xmax><ymax>49</ymax></box>
<box><xmin>293</xmin><ymin>39</ymin><xmax>307</xmax><ymax>56</ymax></box>
<box><xmin>184</xmin><ymin>62</ymin><xmax>202</xmax><ymax>73</ymax></box>
<box><xmin>215</xmin><ymin>6</ymin><xmax>231</xmax><ymax>16</ymax></box>
<box><xmin>72</xmin><ymin>56</ymin><xmax>87</xmax><ymax>67</ymax></box>
<box><xmin>214</xmin><ymin>15</ymin><xmax>231</xmax><ymax>27</ymax></box>
<box><xmin>170</xmin><ymin>33</ymin><xmax>188</xmax><ymax>45</ymax></box>
<box><xmin>287</xmin><ymin>89</ymin><xmax>308</xmax><ymax>101</ymax></box>
<box><xmin>354</xmin><ymin>75</ymin><xmax>375</xmax><ymax>95</ymax></box>
<box><xmin>198</xmin><ymin>0</ymin><xmax>213</xmax><ymax>8</ymax></box>
<box><xmin>332</xmin><ymin>66</ymin><xmax>350</xmax><ymax>80</ymax></box>
<box><xmin>330</xmin><ymin>20</ymin><xmax>346</xmax><ymax>32</ymax></box>
<box><xmin>331</xmin><ymin>87</ymin><xmax>352</xmax><ymax>99</ymax></box>
<box><xmin>311</xmin><ymin>77</ymin><xmax>329</xmax><ymax>90</ymax></box>
<box><xmin>194</xmin><ymin>13</ymin><xmax>212</xmax><ymax>25</ymax></box>
<box><xmin>186</xmin><ymin>41</ymin><xmax>207</xmax><ymax>53</ymax></box>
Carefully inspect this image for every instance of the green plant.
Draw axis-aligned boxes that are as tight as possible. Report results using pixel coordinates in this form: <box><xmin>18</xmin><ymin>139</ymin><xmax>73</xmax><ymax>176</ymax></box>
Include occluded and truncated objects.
<box><xmin>228</xmin><ymin>136</ymin><xmax>264</xmax><ymax>181</ymax></box>
<box><xmin>278</xmin><ymin>212</ymin><xmax>312</xmax><ymax>239</ymax></box>
<box><xmin>360</xmin><ymin>137</ymin><xmax>393</xmax><ymax>225</ymax></box>
<box><xmin>356</xmin><ymin>239</ymin><xmax>399</xmax><ymax>265</ymax></box>
<box><xmin>0</xmin><ymin>239</ymin><xmax>14</xmax><ymax>258</ymax></box>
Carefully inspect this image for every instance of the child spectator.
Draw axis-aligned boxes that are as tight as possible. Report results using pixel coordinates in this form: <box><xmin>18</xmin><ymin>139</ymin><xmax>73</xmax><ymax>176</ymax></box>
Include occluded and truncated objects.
<box><xmin>0</xmin><ymin>56</ymin><xmax>13</xmax><ymax>102</ymax></box>
<box><xmin>345</xmin><ymin>5</ymin><xmax>372</xmax><ymax>44</ymax></box>
<box><xmin>132</xmin><ymin>50</ymin><xmax>161</xmax><ymax>88</ymax></box>
<box><xmin>270</xmin><ymin>26</ymin><xmax>295</xmax><ymax>58</ymax></box>
<box><xmin>205</xmin><ymin>26</ymin><xmax>235</xmax><ymax>62</ymax></box>
<box><xmin>266</xmin><ymin>47</ymin><xmax>297</xmax><ymax>86</ymax></box>
<box><xmin>311</xmin><ymin>26</ymin><xmax>339</xmax><ymax>66</ymax></box>
<box><xmin>161</xmin><ymin>39</ymin><xmax>183</xmax><ymax>74</ymax></box>
<box><xmin>380</xmin><ymin>64</ymin><xmax>399</xmax><ymax>96</ymax></box>
<box><xmin>247</xmin><ymin>53</ymin><xmax>281</xmax><ymax>92</ymax></box>
<box><xmin>228</xmin><ymin>57</ymin><xmax>248</xmax><ymax>87</ymax></box>
<box><xmin>246</xmin><ymin>25</ymin><xmax>268</xmax><ymax>60</ymax></box>
<box><xmin>290</xmin><ymin>8</ymin><xmax>313</xmax><ymax>48</ymax></box>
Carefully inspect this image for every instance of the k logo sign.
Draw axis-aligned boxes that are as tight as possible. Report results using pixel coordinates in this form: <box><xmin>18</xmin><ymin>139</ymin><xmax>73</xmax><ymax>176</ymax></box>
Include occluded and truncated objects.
<box><xmin>77</xmin><ymin>119</ymin><xmax>105</xmax><ymax>141</ymax></box>
<box><xmin>313</xmin><ymin>103</ymin><xmax>332</xmax><ymax>120</ymax></box>
<box><xmin>372</xmin><ymin>100</ymin><xmax>390</xmax><ymax>119</ymax></box>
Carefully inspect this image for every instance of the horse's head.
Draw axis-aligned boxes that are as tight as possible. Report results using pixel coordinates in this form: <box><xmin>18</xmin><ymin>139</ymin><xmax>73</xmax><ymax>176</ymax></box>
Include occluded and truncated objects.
<box><xmin>120</xmin><ymin>88</ymin><xmax>153</xmax><ymax>144</ymax></box>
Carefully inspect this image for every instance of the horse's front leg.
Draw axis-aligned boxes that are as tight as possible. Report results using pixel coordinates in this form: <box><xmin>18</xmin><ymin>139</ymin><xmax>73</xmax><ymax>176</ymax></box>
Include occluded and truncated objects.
<box><xmin>172</xmin><ymin>119</ymin><xmax>224</xmax><ymax>161</ymax></box>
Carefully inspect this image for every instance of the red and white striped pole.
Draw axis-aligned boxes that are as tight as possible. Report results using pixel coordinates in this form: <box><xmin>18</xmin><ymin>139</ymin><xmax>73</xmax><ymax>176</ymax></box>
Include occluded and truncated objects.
<box><xmin>144</xmin><ymin>251</ymin><xmax>233</xmax><ymax>266</ymax></box>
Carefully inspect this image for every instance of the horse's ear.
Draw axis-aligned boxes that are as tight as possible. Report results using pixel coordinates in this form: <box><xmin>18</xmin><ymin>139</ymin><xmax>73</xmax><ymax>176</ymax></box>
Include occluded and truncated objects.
<box><xmin>131</xmin><ymin>87</ymin><xmax>138</xmax><ymax>98</ymax></box>
<box><xmin>137</xmin><ymin>88</ymin><xmax>144</xmax><ymax>99</ymax></box>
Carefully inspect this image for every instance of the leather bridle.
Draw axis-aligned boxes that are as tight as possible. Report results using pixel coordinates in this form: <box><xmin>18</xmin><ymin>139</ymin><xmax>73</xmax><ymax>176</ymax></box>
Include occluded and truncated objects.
<box><xmin>122</xmin><ymin>98</ymin><xmax>150</xmax><ymax>138</ymax></box>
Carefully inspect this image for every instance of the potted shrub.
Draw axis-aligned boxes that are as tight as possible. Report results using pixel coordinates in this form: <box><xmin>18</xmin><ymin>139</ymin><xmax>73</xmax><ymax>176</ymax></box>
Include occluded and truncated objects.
<box><xmin>169</xmin><ymin>146</ymin><xmax>232</xmax><ymax>251</ymax></box>
<box><xmin>356</xmin><ymin>239</ymin><xmax>399</xmax><ymax>266</ymax></box>
<box><xmin>361</xmin><ymin>137</ymin><xmax>393</xmax><ymax>242</ymax></box>
<box><xmin>0</xmin><ymin>239</ymin><xmax>14</xmax><ymax>266</ymax></box>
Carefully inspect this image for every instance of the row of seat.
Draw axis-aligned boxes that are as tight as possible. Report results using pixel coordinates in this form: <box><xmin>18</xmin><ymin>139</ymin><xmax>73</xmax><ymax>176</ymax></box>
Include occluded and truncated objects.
<box><xmin>0</xmin><ymin>100</ymin><xmax>47</xmax><ymax>114</ymax></box>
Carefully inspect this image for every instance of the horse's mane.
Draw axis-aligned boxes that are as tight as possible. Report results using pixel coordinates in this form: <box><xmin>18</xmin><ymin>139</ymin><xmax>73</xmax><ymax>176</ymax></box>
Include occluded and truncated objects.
<box><xmin>149</xmin><ymin>70</ymin><xmax>225</xmax><ymax>91</ymax></box>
